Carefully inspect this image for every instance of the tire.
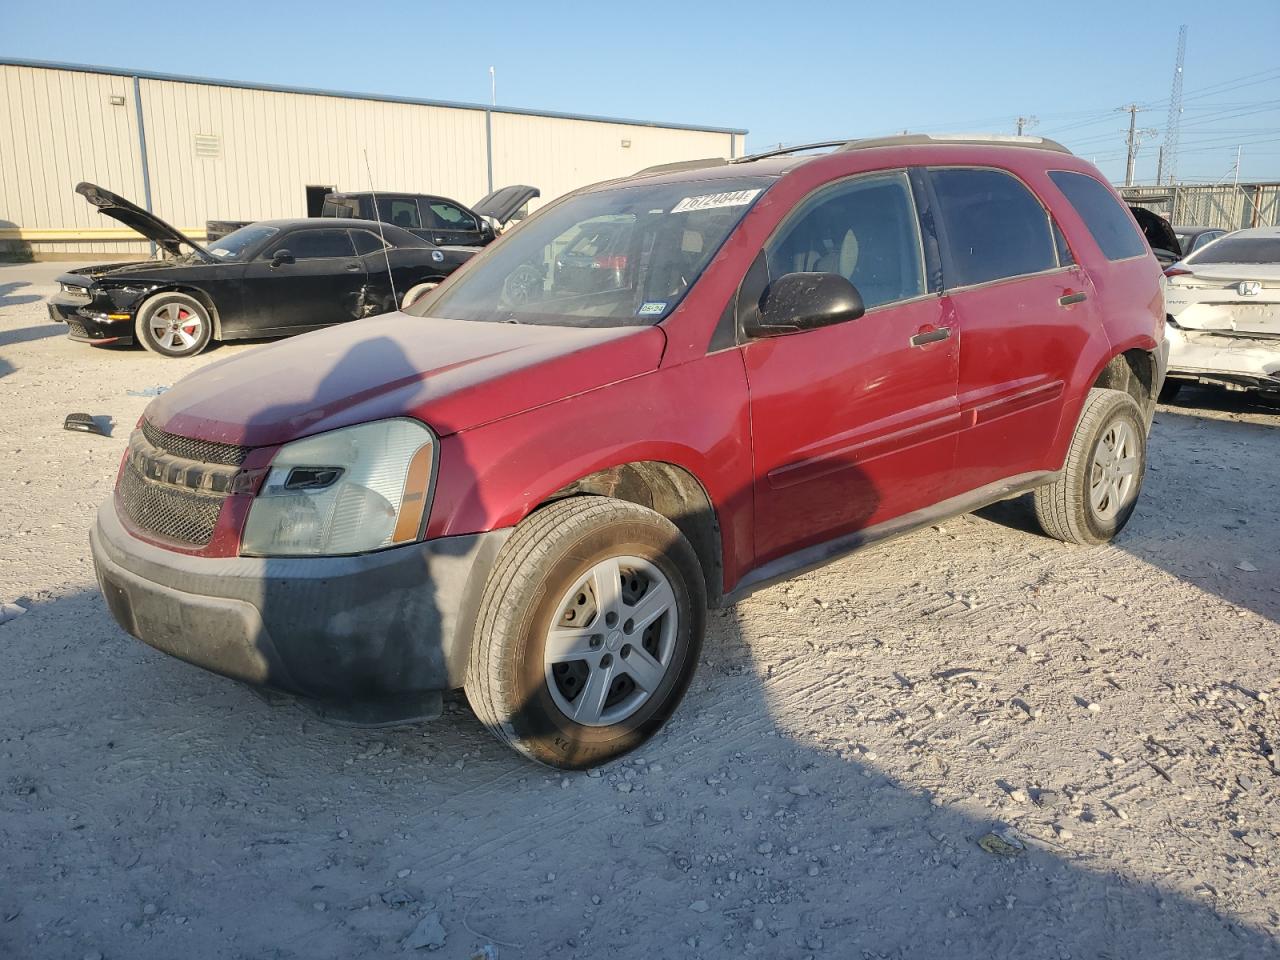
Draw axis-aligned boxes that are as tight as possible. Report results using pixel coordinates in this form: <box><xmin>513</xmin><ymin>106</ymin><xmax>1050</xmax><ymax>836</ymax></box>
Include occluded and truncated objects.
<box><xmin>400</xmin><ymin>280</ymin><xmax>441</xmax><ymax>310</ymax></box>
<box><xmin>466</xmin><ymin>496</ymin><xmax>706</xmax><ymax>769</ymax></box>
<box><xmin>136</xmin><ymin>292</ymin><xmax>213</xmax><ymax>358</ymax></box>
<box><xmin>1157</xmin><ymin>379</ymin><xmax>1182</xmax><ymax>403</ymax></box>
<box><xmin>1034</xmin><ymin>387</ymin><xmax>1147</xmax><ymax>545</ymax></box>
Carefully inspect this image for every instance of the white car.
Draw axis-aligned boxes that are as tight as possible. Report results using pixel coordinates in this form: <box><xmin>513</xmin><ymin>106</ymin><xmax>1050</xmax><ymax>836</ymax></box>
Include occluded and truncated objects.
<box><xmin>1163</xmin><ymin>225</ymin><xmax>1280</xmax><ymax>399</ymax></box>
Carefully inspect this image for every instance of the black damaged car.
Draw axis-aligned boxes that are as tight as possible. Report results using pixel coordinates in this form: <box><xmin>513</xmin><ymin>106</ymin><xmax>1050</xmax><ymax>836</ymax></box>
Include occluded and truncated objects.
<box><xmin>49</xmin><ymin>182</ymin><xmax>476</xmax><ymax>358</ymax></box>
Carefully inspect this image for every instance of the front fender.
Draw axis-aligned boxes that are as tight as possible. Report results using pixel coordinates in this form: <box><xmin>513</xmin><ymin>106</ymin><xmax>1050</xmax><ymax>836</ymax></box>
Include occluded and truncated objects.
<box><xmin>425</xmin><ymin>351</ymin><xmax>755</xmax><ymax>588</ymax></box>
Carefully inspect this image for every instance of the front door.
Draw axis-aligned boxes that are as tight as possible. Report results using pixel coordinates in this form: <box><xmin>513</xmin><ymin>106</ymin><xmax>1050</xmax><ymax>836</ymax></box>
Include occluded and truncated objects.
<box><xmin>418</xmin><ymin>196</ymin><xmax>485</xmax><ymax>246</ymax></box>
<box><xmin>236</xmin><ymin>228</ymin><xmax>368</xmax><ymax>334</ymax></box>
<box><xmin>742</xmin><ymin>170</ymin><xmax>962</xmax><ymax>565</ymax></box>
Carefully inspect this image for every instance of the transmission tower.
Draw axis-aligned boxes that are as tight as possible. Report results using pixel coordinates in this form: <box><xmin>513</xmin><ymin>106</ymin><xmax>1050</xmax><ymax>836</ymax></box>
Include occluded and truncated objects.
<box><xmin>1163</xmin><ymin>25</ymin><xmax>1187</xmax><ymax>185</ymax></box>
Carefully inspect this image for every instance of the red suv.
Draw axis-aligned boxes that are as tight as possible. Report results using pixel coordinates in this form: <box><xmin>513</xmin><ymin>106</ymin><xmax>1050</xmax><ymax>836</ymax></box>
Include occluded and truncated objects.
<box><xmin>91</xmin><ymin>134</ymin><xmax>1167</xmax><ymax>768</ymax></box>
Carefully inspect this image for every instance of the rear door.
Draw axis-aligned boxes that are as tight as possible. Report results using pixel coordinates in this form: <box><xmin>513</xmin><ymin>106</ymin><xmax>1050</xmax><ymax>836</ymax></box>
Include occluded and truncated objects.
<box><xmin>418</xmin><ymin>196</ymin><xmax>485</xmax><ymax>246</ymax></box>
<box><xmin>929</xmin><ymin>166</ymin><xmax>1097</xmax><ymax>491</ymax></box>
<box><xmin>236</xmin><ymin>228</ymin><xmax>367</xmax><ymax>332</ymax></box>
<box><xmin>742</xmin><ymin>170</ymin><xmax>962</xmax><ymax>565</ymax></box>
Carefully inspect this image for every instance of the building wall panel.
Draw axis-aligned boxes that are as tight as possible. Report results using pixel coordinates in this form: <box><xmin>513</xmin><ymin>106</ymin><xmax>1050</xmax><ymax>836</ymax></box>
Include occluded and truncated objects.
<box><xmin>1</xmin><ymin>61</ymin><xmax>747</xmax><ymax>258</ymax></box>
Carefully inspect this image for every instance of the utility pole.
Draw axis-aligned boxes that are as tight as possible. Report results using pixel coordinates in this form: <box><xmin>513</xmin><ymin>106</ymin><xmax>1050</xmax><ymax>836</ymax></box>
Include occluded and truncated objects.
<box><xmin>1234</xmin><ymin>145</ymin><xmax>1242</xmax><ymax>185</ymax></box>
<box><xmin>1120</xmin><ymin>104</ymin><xmax>1158</xmax><ymax>187</ymax></box>
<box><xmin>1015</xmin><ymin>115</ymin><xmax>1037</xmax><ymax>136</ymax></box>
<box><xmin>1155</xmin><ymin>146</ymin><xmax>1164</xmax><ymax>185</ymax></box>
<box><xmin>489</xmin><ymin>66</ymin><xmax>496</xmax><ymax>106</ymax></box>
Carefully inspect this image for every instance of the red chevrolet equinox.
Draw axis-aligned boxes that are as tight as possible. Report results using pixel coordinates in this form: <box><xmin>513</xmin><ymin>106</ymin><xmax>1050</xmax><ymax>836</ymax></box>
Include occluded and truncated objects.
<box><xmin>91</xmin><ymin>134</ymin><xmax>1168</xmax><ymax>768</ymax></box>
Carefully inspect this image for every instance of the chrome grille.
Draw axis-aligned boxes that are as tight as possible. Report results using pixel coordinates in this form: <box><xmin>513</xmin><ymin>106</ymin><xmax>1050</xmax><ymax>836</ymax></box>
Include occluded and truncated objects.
<box><xmin>118</xmin><ymin>459</ymin><xmax>224</xmax><ymax>546</ymax></box>
<box><xmin>142</xmin><ymin>420</ymin><xmax>249</xmax><ymax>467</ymax></box>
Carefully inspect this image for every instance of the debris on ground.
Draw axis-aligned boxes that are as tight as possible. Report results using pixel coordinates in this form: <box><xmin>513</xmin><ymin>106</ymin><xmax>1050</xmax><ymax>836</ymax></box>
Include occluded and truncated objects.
<box><xmin>62</xmin><ymin>412</ymin><xmax>111</xmax><ymax>436</ymax></box>
<box><xmin>404</xmin><ymin>911</ymin><xmax>447</xmax><ymax>951</ymax></box>
<box><xmin>977</xmin><ymin>831</ymin><xmax>1025</xmax><ymax>856</ymax></box>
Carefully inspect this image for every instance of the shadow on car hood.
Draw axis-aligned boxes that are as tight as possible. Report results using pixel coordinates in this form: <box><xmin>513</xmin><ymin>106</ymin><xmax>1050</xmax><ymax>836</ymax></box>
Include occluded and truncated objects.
<box><xmin>146</xmin><ymin>314</ymin><xmax>665</xmax><ymax>447</ymax></box>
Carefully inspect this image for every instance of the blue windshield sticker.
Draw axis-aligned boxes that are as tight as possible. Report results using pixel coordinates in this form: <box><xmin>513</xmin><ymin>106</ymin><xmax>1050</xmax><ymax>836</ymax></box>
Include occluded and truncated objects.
<box><xmin>637</xmin><ymin>301</ymin><xmax>668</xmax><ymax>316</ymax></box>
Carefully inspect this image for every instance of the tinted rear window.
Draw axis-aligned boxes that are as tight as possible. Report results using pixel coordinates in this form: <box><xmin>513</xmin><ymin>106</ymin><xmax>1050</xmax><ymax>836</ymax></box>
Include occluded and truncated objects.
<box><xmin>1048</xmin><ymin>171</ymin><xmax>1146</xmax><ymax>261</ymax></box>
<box><xmin>930</xmin><ymin>168</ymin><xmax>1058</xmax><ymax>287</ymax></box>
<box><xmin>1187</xmin><ymin>237</ymin><xmax>1280</xmax><ymax>265</ymax></box>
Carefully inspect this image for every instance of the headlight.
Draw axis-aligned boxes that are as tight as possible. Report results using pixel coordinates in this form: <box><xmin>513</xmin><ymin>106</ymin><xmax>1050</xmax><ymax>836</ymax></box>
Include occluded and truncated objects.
<box><xmin>241</xmin><ymin>418</ymin><xmax>436</xmax><ymax>557</ymax></box>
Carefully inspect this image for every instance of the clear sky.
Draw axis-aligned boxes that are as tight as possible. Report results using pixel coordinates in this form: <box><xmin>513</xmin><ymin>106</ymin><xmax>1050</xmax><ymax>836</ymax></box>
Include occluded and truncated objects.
<box><xmin>4</xmin><ymin>0</ymin><xmax>1278</xmax><ymax>185</ymax></box>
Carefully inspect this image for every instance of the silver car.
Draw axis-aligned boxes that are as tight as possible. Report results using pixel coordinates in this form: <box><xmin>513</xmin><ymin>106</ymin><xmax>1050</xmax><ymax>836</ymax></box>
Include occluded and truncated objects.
<box><xmin>1163</xmin><ymin>226</ymin><xmax>1280</xmax><ymax>399</ymax></box>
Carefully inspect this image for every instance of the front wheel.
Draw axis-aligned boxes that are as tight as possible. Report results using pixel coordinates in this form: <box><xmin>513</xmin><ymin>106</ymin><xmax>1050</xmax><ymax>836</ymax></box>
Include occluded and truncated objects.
<box><xmin>401</xmin><ymin>279</ymin><xmax>442</xmax><ymax>310</ymax></box>
<box><xmin>1034</xmin><ymin>387</ymin><xmax>1147</xmax><ymax>545</ymax></box>
<box><xmin>136</xmin><ymin>292</ymin><xmax>213</xmax><ymax>358</ymax></box>
<box><xmin>466</xmin><ymin>497</ymin><xmax>705</xmax><ymax>769</ymax></box>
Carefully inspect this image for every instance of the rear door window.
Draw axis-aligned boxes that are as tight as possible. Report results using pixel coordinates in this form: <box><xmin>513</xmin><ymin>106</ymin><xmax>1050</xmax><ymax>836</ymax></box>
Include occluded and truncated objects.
<box><xmin>929</xmin><ymin>168</ymin><xmax>1059</xmax><ymax>287</ymax></box>
<box><xmin>375</xmin><ymin>199</ymin><xmax>422</xmax><ymax>230</ymax></box>
<box><xmin>272</xmin><ymin>229</ymin><xmax>356</xmax><ymax>260</ymax></box>
<box><xmin>766</xmin><ymin>171</ymin><xmax>926</xmax><ymax>310</ymax></box>
<box><xmin>351</xmin><ymin>229</ymin><xmax>389</xmax><ymax>255</ymax></box>
<box><xmin>1047</xmin><ymin>171</ymin><xmax>1146</xmax><ymax>262</ymax></box>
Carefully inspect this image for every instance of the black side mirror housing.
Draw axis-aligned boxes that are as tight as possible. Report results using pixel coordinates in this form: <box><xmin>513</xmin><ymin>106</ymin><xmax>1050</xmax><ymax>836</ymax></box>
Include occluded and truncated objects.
<box><xmin>745</xmin><ymin>272</ymin><xmax>865</xmax><ymax>338</ymax></box>
<box><xmin>271</xmin><ymin>249</ymin><xmax>295</xmax><ymax>267</ymax></box>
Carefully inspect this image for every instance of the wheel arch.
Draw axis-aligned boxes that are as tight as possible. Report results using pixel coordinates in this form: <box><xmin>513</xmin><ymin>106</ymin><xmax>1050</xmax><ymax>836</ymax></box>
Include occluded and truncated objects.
<box><xmin>536</xmin><ymin>461</ymin><xmax>725</xmax><ymax>608</ymax></box>
<box><xmin>1090</xmin><ymin>347</ymin><xmax>1157</xmax><ymax>423</ymax></box>
<box><xmin>137</xmin><ymin>285</ymin><xmax>223</xmax><ymax>341</ymax></box>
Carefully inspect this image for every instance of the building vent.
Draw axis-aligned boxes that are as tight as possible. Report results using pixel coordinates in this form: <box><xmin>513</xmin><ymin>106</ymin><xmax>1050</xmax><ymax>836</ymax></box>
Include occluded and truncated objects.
<box><xmin>193</xmin><ymin>133</ymin><xmax>222</xmax><ymax>159</ymax></box>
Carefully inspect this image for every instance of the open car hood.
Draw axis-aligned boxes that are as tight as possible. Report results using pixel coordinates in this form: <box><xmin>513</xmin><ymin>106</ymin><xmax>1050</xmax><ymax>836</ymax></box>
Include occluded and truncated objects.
<box><xmin>76</xmin><ymin>182</ymin><xmax>213</xmax><ymax>261</ymax></box>
<box><xmin>1129</xmin><ymin>205</ymin><xmax>1181</xmax><ymax>260</ymax></box>
<box><xmin>471</xmin><ymin>185</ymin><xmax>540</xmax><ymax>225</ymax></box>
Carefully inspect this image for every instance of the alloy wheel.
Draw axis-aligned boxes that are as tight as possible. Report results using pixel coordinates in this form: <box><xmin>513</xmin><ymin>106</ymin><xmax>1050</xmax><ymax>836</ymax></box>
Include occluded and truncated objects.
<box><xmin>1089</xmin><ymin>419</ymin><xmax>1138</xmax><ymax>520</ymax></box>
<box><xmin>543</xmin><ymin>555</ymin><xmax>678</xmax><ymax>727</ymax></box>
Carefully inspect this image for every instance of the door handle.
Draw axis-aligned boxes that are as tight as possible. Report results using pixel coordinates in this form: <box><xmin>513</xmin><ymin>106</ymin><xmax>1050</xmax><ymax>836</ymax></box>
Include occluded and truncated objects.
<box><xmin>910</xmin><ymin>326</ymin><xmax>952</xmax><ymax>347</ymax></box>
<box><xmin>344</xmin><ymin>263</ymin><xmax>362</xmax><ymax>272</ymax></box>
<box><xmin>1059</xmin><ymin>291</ymin><xmax>1088</xmax><ymax>306</ymax></box>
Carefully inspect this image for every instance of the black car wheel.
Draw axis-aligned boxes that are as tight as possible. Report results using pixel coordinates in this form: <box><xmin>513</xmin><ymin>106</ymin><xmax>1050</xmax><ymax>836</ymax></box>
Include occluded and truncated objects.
<box><xmin>137</xmin><ymin>292</ymin><xmax>213</xmax><ymax>358</ymax></box>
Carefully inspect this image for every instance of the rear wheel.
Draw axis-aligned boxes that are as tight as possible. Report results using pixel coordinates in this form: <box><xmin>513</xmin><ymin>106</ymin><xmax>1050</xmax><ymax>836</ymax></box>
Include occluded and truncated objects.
<box><xmin>466</xmin><ymin>497</ymin><xmax>705</xmax><ymax>769</ymax></box>
<box><xmin>136</xmin><ymin>292</ymin><xmax>213</xmax><ymax>358</ymax></box>
<box><xmin>1034</xmin><ymin>387</ymin><xmax>1147</xmax><ymax>545</ymax></box>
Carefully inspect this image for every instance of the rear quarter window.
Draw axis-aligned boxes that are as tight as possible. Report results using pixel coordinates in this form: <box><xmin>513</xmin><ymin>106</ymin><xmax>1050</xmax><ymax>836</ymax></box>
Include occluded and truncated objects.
<box><xmin>1048</xmin><ymin>171</ymin><xmax>1146</xmax><ymax>261</ymax></box>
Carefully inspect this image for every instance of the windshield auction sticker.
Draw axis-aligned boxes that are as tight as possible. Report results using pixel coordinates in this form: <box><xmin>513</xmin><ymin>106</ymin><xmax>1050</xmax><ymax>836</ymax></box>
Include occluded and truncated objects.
<box><xmin>671</xmin><ymin>189</ymin><xmax>761</xmax><ymax>214</ymax></box>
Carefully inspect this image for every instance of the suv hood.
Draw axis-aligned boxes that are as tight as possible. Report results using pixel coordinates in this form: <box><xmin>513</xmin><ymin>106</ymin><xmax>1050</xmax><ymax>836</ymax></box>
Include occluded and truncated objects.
<box><xmin>471</xmin><ymin>185</ymin><xmax>540</xmax><ymax>225</ymax></box>
<box><xmin>76</xmin><ymin>182</ymin><xmax>213</xmax><ymax>261</ymax></box>
<box><xmin>146</xmin><ymin>314</ymin><xmax>665</xmax><ymax>447</ymax></box>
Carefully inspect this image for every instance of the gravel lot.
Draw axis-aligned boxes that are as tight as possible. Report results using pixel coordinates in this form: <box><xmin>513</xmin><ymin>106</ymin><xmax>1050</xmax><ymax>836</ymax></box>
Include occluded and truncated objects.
<box><xmin>2</xmin><ymin>259</ymin><xmax>1278</xmax><ymax>959</ymax></box>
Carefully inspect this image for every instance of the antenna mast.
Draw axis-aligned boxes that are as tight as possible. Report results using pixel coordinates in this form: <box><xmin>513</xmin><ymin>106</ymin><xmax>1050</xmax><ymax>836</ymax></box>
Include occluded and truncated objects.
<box><xmin>1163</xmin><ymin>25</ymin><xmax>1187</xmax><ymax>185</ymax></box>
<box><xmin>362</xmin><ymin>149</ymin><xmax>398</xmax><ymax>308</ymax></box>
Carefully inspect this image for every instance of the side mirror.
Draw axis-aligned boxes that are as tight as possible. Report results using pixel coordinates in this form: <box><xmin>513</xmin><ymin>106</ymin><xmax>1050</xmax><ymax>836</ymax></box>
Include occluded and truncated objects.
<box><xmin>745</xmin><ymin>272</ymin><xmax>865</xmax><ymax>339</ymax></box>
<box><xmin>271</xmin><ymin>249</ymin><xmax>295</xmax><ymax>267</ymax></box>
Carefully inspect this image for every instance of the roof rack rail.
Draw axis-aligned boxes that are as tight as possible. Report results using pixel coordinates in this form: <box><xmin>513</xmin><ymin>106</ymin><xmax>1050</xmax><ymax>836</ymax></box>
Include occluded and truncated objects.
<box><xmin>728</xmin><ymin>140</ymin><xmax>851</xmax><ymax>164</ymax></box>
<box><xmin>838</xmin><ymin>133</ymin><xmax>1073</xmax><ymax>155</ymax></box>
<box><xmin>633</xmin><ymin>157</ymin><xmax>729</xmax><ymax>177</ymax></box>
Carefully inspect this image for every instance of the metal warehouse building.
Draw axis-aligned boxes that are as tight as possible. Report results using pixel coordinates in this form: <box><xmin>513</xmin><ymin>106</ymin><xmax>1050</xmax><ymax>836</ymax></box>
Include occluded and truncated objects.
<box><xmin>0</xmin><ymin>59</ymin><xmax>747</xmax><ymax>259</ymax></box>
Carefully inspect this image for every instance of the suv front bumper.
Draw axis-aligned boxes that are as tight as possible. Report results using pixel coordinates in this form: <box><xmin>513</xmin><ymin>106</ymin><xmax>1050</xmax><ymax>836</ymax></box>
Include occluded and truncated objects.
<box><xmin>90</xmin><ymin>498</ymin><xmax>510</xmax><ymax>701</ymax></box>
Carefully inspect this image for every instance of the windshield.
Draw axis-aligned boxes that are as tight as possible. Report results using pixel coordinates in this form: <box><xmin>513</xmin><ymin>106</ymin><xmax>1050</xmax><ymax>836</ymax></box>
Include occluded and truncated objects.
<box><xmin>410</xmin><ymin>177</ymin><xmax>773</xmax><ymax>326</ymax></box>
<box><xmin>207</xmin><ymin>224</ymin><xmax>280</xmax><ymax>261</ymax></box>
<box><xmin>1187</xmin><ymin>236</ymin><xmax>1280</xmax><ymax>265</ymax></box>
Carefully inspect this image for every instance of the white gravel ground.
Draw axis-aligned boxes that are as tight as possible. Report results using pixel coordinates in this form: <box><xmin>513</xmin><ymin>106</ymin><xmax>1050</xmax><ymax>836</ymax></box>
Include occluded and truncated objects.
<box><xmin>2</xmin><ymin>259</ymin><xmax>1278</xmax><ymax>959</ymax></box>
